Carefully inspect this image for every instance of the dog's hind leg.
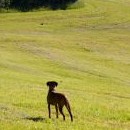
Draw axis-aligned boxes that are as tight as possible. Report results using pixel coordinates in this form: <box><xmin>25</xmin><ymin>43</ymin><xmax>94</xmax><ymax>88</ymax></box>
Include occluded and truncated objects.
<box><xmin>58</xmin><ymin>105</ymin><xmax>65</xmax><ymax>121</ymax></box>
<box><xmin>55</xmin><ymin>104</ymin><xmax>59</xmax><ymax>118</ymax></box>
<box><xmin>65</xmin><ymin>102</ymin><xmax>73</xmax><ymax>122</ymax></box>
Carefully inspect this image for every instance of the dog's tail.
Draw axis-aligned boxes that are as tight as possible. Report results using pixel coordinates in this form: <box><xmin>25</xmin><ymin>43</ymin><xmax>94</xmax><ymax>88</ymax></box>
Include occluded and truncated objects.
<box><xmin>65</xmin><ymin>98</ymin><xmax>73</xmax><ymax>122</ymax></box>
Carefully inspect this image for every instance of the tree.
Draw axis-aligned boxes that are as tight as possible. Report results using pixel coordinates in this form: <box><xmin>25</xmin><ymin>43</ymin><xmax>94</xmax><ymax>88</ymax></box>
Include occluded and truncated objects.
<box><xmin>0</xmin><ymin>0</ymin><xmax>10</xmax><ymax>9</ymax></box>
<box><xmin>1</xmin><ymin>0</ymin><xmax>78</xmax><ymax>11</ymax></box>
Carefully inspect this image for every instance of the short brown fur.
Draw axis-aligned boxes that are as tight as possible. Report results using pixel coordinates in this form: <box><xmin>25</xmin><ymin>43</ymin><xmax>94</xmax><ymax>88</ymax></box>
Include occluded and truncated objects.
<box><xmin>46</xmin><ymin>81</ymin><xmax>73</xmax><ymax>121</ymax></box>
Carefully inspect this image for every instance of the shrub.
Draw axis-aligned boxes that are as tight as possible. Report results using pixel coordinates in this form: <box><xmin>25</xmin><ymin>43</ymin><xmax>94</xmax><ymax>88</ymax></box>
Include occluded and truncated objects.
<box><xmin>9</xmin><ymin>0</ymin><xmax>78</xmax><ymax>11</ymax></box>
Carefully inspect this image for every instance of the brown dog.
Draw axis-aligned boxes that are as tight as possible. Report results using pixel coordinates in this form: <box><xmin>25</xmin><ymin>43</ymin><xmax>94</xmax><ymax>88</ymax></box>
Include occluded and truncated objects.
<box><xmin>46</xmin><ymin>81</ymin><xmax>73</xmax><ymax>122</ymax></box>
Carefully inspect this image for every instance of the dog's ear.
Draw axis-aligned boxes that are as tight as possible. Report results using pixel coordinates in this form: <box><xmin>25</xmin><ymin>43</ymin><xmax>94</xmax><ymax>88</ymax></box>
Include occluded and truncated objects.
<box><xmin>54</xmin><ymin>82</ymin><xmax>58</xmax><ymax>87</ymax></box>
<box><xmin>46</xmin><ymin>81</ymin><xmax>50</xmax><ymax>87</ymax></box>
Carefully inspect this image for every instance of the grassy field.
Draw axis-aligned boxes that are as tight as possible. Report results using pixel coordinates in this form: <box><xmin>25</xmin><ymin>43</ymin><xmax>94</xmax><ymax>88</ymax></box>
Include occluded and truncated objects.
<box><xmin>0</xmin><ymin>0</ymin><xmax>130</xmax><ymax>129</ymax></box>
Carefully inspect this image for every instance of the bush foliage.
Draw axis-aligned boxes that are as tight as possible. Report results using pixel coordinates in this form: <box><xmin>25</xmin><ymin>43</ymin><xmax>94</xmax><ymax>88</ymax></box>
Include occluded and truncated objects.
<box><xmin>0</xmin><ymin>0</ymin><xmax>77</xmax><ymax>11</ymax></box>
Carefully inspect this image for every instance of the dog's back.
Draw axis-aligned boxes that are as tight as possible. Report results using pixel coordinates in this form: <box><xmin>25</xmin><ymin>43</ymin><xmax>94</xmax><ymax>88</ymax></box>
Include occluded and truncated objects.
<box><xmin>47</xmin><ymin>91</ymin><xmax>68</xmax><ymax>106</ymax></box>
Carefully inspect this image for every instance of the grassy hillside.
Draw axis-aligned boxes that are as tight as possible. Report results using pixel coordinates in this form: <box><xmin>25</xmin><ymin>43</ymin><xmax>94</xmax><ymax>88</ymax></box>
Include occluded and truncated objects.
<box><xmin>0</xmin><ymin>0</ymin><xmax>130</xmax><ymax>129</ymax></box>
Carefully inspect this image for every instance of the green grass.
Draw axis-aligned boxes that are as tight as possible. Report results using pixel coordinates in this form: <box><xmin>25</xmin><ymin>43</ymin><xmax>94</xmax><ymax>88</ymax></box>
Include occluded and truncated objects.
<box><xmin>0</xmin><ymin>0</ymin><xmax>130</xmax><ymax>129</ymax></box>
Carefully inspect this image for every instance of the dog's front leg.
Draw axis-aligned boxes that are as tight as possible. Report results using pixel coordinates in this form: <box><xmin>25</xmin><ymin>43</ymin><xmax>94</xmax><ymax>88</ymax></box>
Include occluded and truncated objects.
<box><xmin>55</xmin><ymin>104</ymin><xmax>58</xmax><ymax>118</ymax></box>
<box><xmin>48</xmin><ymin>104</ymin><xmax>51</xmax><ymax>118</ymax></box>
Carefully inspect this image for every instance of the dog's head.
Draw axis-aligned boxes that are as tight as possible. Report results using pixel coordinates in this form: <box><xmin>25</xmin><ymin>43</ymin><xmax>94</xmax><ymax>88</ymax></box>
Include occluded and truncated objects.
<box><xmin>46</xmin><ymin>81</ymin><xmax>58</xmax><ymax>90</ymax></box>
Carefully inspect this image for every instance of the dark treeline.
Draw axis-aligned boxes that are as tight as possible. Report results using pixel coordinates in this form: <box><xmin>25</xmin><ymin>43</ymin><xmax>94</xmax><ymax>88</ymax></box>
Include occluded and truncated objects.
<box><xmin>0</xmin><ymin>0</ymin><xmax>77</xmax><ymax>11</ymax></box>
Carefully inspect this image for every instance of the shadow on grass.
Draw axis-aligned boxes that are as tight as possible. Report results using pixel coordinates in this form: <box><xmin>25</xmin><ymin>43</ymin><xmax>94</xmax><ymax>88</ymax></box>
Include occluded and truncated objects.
<box><xmin>25</xmin><ymin>116</ymin><xmax>46</xmax><ymax>122</ymax></box>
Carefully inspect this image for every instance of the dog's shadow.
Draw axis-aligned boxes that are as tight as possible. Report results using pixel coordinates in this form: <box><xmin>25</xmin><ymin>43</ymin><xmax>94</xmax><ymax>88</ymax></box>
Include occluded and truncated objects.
<box><xmin>25</xmin><ymin>116</ymin><xmax>45</xmax><ymax>122</ymax></box>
